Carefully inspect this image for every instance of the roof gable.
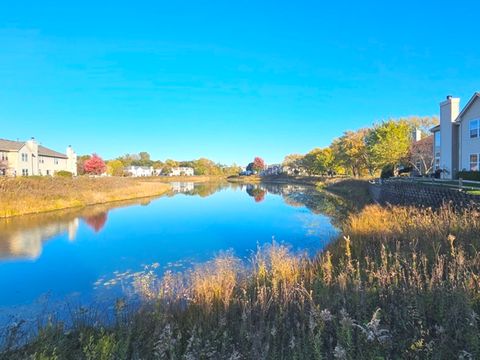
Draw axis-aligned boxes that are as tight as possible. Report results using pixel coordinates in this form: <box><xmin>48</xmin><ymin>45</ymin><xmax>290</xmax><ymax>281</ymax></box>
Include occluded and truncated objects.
<box><xmin>457</xmin><ymin>92</ymin><xmax>480</xmax><ymax>122</ymax></box>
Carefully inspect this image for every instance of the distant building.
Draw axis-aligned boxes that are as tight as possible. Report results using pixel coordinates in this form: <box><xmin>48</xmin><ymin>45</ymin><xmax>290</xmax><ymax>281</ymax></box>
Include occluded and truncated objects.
<box><xmin>431</xmin><ymin>93</ymin><xmax>480</xmax><ymax>178</ymax></box>
<box><xmin>125</xmin><ymin>165</ymin><xmax>154</xmax><ymax>177</ymax></box>
<box><xmin>169</xmin><ymin>167</ymin><xmax>194</xmax><ymax>176</ymax></box>
<box><xmin>261</xmin><ymin>164</ymin><xmax>283</xmax><ymax>176</ymax></box>
<box><xmin>0</xmin><ymin>138</ymin><xmax>77</xmax><ymax>176</ymax></box>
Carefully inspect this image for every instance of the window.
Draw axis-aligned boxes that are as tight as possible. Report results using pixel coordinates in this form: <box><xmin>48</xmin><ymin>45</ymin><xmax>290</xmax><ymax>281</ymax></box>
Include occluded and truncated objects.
<box><xmin>0</xmin><ymin>152</ymin><xmax>8</xmax><ymax>161</ymax></box>
<box><xmin>54</xmin><ymin>159</ymin><xmax>59</xmax><ymax>165</ymax></box>
<box><xmin>470</xmin><ymin>120</ymin><xmax>479</xmax><ymax>138</ymax></box>
<box><xmin>46</xmin><ymin>170</ymin><xmax>50</xmax><ymax>176</ymax></box>
<box><xmin>22</xmin><ymin>169</ymin><xmax>29</xmax><ymax>176</ymax></box>
<box><xmin>433</xmin><ymin>131</ymin><xmax>441</xmax><ymax>170</ymax></box>
<box><xmin>434</xmin><ymin>131</ymin><xmax>441</xmax><ymax>146</ymax></box>
<box><xmin>470</xmin><ymin>154</ymin><xmax>479</xmax><ymax>171</ymax></box>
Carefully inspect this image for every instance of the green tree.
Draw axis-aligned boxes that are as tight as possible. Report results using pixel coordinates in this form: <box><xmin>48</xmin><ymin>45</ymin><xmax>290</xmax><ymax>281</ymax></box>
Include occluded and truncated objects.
<box><xmin>365</xmin><ymin>120</ymin><xmax>412</xmax><ymax>172</ymax></box>
<box><xmin>302</xmin><ymin>148</ymin><xmax>335</xmax><ymax>175</ymax></box>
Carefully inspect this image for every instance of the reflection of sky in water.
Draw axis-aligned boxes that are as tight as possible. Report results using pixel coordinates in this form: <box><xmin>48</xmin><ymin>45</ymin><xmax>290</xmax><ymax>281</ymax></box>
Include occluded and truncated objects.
<box><xmin>0</xmin><ymin>183</ymin><xmax>339</xmax><ymax>326</ymax></box>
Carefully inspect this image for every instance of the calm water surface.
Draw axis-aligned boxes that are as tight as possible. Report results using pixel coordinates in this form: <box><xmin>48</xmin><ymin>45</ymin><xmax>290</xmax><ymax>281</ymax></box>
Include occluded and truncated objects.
<box><xmin>0</xmin><ymin>182</ymin><xmax>339</xmax><ymax>324</ymax></box>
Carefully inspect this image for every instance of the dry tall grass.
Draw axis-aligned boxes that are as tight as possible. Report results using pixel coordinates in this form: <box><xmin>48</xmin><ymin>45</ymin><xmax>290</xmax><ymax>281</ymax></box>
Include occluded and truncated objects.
<box><xmin>0</xmin><ymin>177</ymin><xmax>171</xmax><ymax>218</ymax></box>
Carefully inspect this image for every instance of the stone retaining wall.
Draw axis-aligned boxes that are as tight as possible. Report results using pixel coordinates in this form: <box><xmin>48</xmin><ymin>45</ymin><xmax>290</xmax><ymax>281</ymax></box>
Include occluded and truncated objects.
<box><xmin>369</xmin><ymin>180</ymin><xmax>480</xmax><ymax>208</ymax></box>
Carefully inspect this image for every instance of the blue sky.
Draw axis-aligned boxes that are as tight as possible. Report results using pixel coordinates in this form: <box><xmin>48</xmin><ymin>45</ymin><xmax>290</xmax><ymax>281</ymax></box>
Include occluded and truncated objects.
<box><xmin>1</xmin><ymin>1</ymin><xmax>479</xmax><ymax>165</ymax></box>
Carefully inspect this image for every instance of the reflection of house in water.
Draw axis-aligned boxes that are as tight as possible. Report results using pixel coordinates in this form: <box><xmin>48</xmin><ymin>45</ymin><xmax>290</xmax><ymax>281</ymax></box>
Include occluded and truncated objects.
<box><xmin>0</xmin><ymin>218</ymin><xmax>79</xmax><ymax>260</ymax></box>
<box><xmin>0</xmin><ymin>198</ymin><xmax>150</xmax><ymax>262</ymax></box>
<box><xmin>171</xmin><ymin>182</ymin><xmax>195</xmax><ymax>193</ymax></box>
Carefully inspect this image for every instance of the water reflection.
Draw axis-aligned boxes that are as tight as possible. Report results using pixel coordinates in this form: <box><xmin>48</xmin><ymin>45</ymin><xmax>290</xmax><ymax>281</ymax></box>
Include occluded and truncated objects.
<box><xmin>0</xmin><ymin>182</ymin><xmax>345</xmax><ymax>262</ymax></box>
<box><xmin>84</xmin><ymin>212</ymin><xmax>108</xmax><ymax>233</ymax></box>
<box><xmin>0</xmin><ymin>199</ymin><xmax>153</xmax><ymax>261</ymax></box>
<box><xmin>0</xmin><ymin>217</ymin><xmax>79</xmax><ymax>260</ymax></box>
<box><xmin>0</xmin><ymin>181</ymin><xmax>345</xmax><ymax>327</ymax></box>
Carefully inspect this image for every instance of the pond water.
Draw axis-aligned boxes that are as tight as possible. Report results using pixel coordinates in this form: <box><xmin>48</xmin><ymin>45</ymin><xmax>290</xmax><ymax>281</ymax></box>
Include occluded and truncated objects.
<box><xmin>0</xmin><ymin>182</ymin><xmax>340</xmax><ymax>326</ymax></box>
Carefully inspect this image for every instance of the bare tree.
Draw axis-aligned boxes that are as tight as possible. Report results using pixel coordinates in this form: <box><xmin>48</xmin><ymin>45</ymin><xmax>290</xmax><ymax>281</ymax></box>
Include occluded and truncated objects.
<box><xmin>409</xmin><ymin>135</ymin><xmax>434</xmax><ymax>176</ymax></box>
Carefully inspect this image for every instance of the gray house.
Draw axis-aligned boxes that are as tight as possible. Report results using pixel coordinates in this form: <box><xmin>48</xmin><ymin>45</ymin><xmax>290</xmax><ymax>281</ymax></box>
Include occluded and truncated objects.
<box><xmin>431</xmin><ymin>93</ymin><xmax>480</xmax><ymax>179</ymax></box>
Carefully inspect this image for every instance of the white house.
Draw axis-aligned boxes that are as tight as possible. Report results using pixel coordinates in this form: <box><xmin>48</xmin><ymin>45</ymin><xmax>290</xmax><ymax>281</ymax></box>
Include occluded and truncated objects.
<box><xmin>169</xmin><ymin>167</ymin><xmax>194</xmax><ymax>176</ymax></box>
<box><xmin>125</xmin><ymin>165</ymin><xmax>154</xmax><ymax>177</ymax></box>
<box><xmin>431</xmin><ymin>93</ymin><xmax>480</xmax><ymax>179</ymax></box>
<box><xmin>261</xmin><ymin>164</ymin><xmax>283</xmax><ymax>176</ymax></box>
<box><xmin>0</xmin><ymin>138</ymin><xmax>77</xmax><ymax>176</ymax></box>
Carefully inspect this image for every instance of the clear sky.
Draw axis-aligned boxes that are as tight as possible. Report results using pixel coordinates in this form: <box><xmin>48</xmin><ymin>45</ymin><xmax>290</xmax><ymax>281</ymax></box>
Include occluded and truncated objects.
<box><xmin>1</xmin><ymin>1</ymin><xmax>479</xmax><ymax>165</ymax></box>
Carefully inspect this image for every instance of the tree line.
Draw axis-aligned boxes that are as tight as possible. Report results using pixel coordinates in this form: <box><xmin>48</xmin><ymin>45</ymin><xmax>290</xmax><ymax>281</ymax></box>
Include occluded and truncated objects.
<box><xmin>283</xmin><ymin>116</ymin><xmax>438</xmax><ymax>177</ymax></box>
<box><xmin>77</xmin><ymin>152</ymin><xmax>242</xmax><ymax>177</ymax></box>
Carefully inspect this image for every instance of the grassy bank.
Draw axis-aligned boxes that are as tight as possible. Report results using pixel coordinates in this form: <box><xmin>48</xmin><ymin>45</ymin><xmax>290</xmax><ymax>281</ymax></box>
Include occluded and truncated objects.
<box><xmin>227</xmin><ymin>175</ymin><xmax>262</xmax><ymax>183</ymax></box>
<box><xmin>322</xmin><ymin>178</ymin><xmax>372</xmax><ymax>210</ymax></box>
<box><xmin>0</xmin><ymin>177</ymin><xmax>171</xmax><ymax>218</ymax></box>
<box><xmin>2</xmin><ymin>200</ymin><xmax>479</xmax><ymax>359</ymax></box>
<box><xmin>147</xmin><ymin>175</ymin><xmax>225</xmax><ymax>183</ymax></box>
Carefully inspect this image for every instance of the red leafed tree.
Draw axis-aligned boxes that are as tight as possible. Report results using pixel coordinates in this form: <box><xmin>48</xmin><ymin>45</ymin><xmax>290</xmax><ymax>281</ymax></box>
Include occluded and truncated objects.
<box><xmin>83</xmin><ymin>153</ymin><xmax>106</xmax><ymax>175</ymax></box>
<box><xmin>252</xmin><ymin>157</ymin><xmax>265</xmax><ymax>172</ymax></box>
<box><xmin>84</xmin><ymin>212</ymin><xmax>108</xmax><ymax>232</ymax></box>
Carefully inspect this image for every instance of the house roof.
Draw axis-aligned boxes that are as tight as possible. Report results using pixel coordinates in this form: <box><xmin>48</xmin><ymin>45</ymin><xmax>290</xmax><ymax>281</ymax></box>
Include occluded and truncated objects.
<box><xmin>0</xmin><ymin>138</ymin><xmax>25</xmax><ymax>151</ymax></box>
<box><xmin>38</xmin><ymin>145</ymin><xmax>67</xmax><ymax>159</ymax></box>
<box><xmin>456</xmin><ymin>92</ymin><xmax>480</xmax><ymax>121</ymax></box>
<box><xmin>0</xmin><ymin>138</ymin><xmax>67</xmax><ymax>158</ymax></box>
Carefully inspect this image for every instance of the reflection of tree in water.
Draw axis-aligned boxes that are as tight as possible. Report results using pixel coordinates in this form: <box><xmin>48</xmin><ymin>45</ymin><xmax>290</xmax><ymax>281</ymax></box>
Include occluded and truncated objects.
<box><xmin>245</xmin><ymin>185</ymin><xmax>266</xmax><ymax>203</ymax></box>
<box><xmin>83</xmin><ymin>212</ymin><xmax>108</xmax><ymax>233</ymax></box>
<box><xmin>260</xmin><ymin>183</ymin><xmax>354</xmax><ymax>227</ymax></box>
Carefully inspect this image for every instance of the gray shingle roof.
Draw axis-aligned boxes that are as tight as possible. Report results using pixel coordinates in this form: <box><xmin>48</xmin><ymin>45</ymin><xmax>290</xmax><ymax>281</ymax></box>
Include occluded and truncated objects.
<box><xmin>38</xmin><ymin>145</ymin><xmax>67</xmax><ymax>159</ymax></box>
<box><xmin>0</xmin><ymin>138</ymin><xmax>24</xmax><ymax>151</ymax></box>
<box><xmin>0</xmin><ymin>139</ymin><xmax>67</xmax><ymax>158</ymax></box>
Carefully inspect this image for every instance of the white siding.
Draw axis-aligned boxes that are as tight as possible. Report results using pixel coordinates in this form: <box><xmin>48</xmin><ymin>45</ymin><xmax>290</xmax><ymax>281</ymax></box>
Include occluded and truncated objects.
<box><xmin>459</xmin><ymin>98</ymin><xmax>480</xmax><ymax>171</ymax></box>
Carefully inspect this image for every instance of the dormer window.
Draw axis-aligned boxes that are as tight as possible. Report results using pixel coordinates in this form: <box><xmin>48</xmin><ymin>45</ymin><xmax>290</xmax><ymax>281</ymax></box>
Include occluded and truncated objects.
<box><xmin>470</xmin><ymin>120</ymin><xmax>479</xmax><ymax>138</ymax></box>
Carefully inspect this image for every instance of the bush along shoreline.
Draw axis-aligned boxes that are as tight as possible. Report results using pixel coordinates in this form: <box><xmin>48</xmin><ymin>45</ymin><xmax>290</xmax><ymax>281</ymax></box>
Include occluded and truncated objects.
<box><xmin>1</xmin><ymin>201</ymin><xmax>479</xmax><ymax>359</ymax></box>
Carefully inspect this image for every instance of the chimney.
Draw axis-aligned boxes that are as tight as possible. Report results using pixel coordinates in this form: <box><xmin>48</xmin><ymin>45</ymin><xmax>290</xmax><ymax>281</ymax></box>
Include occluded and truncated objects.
<box><xmin>413</xmin><ymin>128</ymin><xmax>422</xmax><ymax>142</ymax></box>
<box><xmin>439</xmin><ymin>95</ymin><xmax>460</xmax><ymax>179</ymax></box>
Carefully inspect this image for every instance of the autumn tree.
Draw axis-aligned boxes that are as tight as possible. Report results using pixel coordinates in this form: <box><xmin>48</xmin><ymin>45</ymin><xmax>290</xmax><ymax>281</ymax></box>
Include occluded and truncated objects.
<box><xmin>252</xmin><ymin>157</ymin><xmax>265</xmax><ymax>172</ymax></box>
<box><xmin>365</xmin><ymin>120</ymin><xmax>412</xmax><ymax>172</ymax></box>
<box><xmin>83</xmin><ymin>154</ymin><xmax>107</xmax><ymax>175</ymax></box>
<box><xmin>331</xmin><ymin>129</ymin><xmax>370</xmax><ymax>177</ymax></box>
<box><xmin>106</xmin><ymin>159</ymin><xmax>125</xmax><ymax>176</ymax></box>
<box><xmin>76</xmin><ymin>155</ymin><xmax>91</xmax><ymax>175</ymax></box>
<box><xmin>302</xmin><ymin>148</ymin><xmax>336</xmax><ymax>175</ymax></box>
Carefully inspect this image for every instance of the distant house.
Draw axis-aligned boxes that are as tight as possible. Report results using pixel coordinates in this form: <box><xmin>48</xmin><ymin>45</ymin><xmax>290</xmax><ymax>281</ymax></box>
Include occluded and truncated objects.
<box><xmin>282</xmin><ymin>165</ymin><xmax>307</xmax><ymax>176</ymax></box>
<box><xmin>261</xmin><ymin>164</ymin><xmax>283</xmax><ymax>176</ymax></box>
<box><xmin>169</xmin><ymin>167</ymin><xmax>194</xmax><ymax>176</ymax></box>
<box><xmin>125</xmin><ymin>165</ymin><xmax>154</xmax><ymax>177</ymax></box>
<box><xmin>431</xmin><ymin>93</ymin><xmax>480</xmax><ymax>178</ymax></box>
<box><xmin>0</xmin><ymin>138</ymin><xmax>77</xmax><ymax>176</ymax></box>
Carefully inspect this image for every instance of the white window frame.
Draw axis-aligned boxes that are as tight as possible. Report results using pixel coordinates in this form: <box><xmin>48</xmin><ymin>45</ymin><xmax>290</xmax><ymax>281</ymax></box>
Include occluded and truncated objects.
<box><xmin>470</xmin><ymin>119</ymin><xmax>479</xmax><ymax>139</ymax></box>
<box><xmin>470</xmin><ymin>153</ymin><xmax>479</xmax><ymax>171</ymax></box>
